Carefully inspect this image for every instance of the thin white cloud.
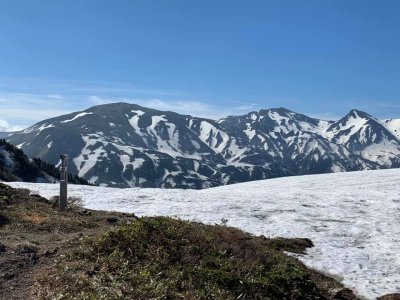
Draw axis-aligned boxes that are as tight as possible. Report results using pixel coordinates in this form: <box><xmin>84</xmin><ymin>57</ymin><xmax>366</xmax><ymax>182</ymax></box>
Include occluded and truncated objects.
<box><xmin>139</xmin><ymin>99</ymin><xmax>215</xmax><ymax>117</ymax></box>
<box><xmin>87</xmin><ymin>96</ymin><xmax>256</xmax><ymax>120</ymax></box>
<box><xmin>0</xmin><ymin>77</ymin><xmax>187</xmax><ymax>98</ymax></box>
<box><xmin>0</xmin><ymin>107</ymin><xmax>72</xmax><ymax>122</ymax></box>
<box><xmin>0</xmin><ymin>92</ymin><xmax>75</xmax><ymax>129</ymax></box>
<box><xmin>88</xmin><ymin>95</ymin><xmax>108</xmax><ymax>105</ymax></box>
<box><xmin>0</xmin><ymin>119</ymin><xmax>25</xmax><ymax>132</ymax></box>
<box><xmin>0</xmin><ymin>90</ymin><xmax>347</xmax><ymax>131</ymax></box>
<box><xmin>237</xmin><ymin>104</ymin><xmax>257</xmax><ymax>111</ymax></box>
<box><xmin>76</xmin><ymin>87</ymin><xmax>186</xmax><ymax>97</ymax></box>
<box><xmin>47</xmin><ymin>94</ymin><xmax>65</xmax><ymax>99</ymax></box>
<box><xmin>88</xmin><ymin>95</ymin><xmax>219</xmax><ymax>118</ymax></box>
<box><xmin>308</xmin><ymin>112</ymin><xmax>341</xmax><ymax>121</ymax></box>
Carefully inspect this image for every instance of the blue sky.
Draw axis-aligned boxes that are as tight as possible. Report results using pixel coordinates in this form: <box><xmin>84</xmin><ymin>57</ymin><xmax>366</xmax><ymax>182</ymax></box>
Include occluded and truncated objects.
<box><xmin>0</xmin><ymin>0</ymin><xmax>399</xmax><ymax>130</ymax></box>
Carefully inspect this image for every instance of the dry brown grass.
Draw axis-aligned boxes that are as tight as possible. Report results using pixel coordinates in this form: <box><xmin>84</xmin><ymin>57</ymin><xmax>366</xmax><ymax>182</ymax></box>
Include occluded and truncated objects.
<box><xmin>21</xmin><ymin>212</ymin><xmax>48</xmax><ymax>225</ymax></box>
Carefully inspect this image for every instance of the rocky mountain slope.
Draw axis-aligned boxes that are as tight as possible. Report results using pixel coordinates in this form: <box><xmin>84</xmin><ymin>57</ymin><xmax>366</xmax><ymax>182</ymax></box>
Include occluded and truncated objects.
<box><xmin>0</xmin><ymin>139</ymin><xmax>89</xmax><ymax>184</ymax></box>
<box><xmin>0</xmin><ymin>132</ymin><xmax>11</xmax><ymax>139</ymax></box>
<box><xmin>6</xmin><ymin>102</ymin><xmax>400</xmax><ymax>188</ymax></box>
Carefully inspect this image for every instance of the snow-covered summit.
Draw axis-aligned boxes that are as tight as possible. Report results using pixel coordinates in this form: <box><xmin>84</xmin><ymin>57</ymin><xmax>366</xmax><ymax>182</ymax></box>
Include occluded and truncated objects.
<box><xmin>324</xmin><ymin>110</ymin><xmax>400</xmax><ymax>167</ymax></box>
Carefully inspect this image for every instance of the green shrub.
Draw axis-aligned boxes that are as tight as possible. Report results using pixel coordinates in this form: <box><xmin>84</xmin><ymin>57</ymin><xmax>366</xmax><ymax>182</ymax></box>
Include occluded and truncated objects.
<box><xmin>39</xmin><ymin>217</ymin><xmax>321</xmax><ymax>299</ymax></box>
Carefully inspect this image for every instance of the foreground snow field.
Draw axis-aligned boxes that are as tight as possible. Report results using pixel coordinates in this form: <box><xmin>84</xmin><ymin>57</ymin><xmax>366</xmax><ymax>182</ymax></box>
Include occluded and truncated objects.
<box><xmin>7</xmin><ymin>169</ymin><xmax>400</xmax><ymax>299</ymax></box>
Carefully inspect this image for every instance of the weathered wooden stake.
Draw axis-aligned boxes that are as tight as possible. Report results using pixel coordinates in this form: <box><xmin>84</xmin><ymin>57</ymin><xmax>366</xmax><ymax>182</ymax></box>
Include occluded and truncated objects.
<box><xmin>59</xmin><ymin>154</ymin><xmax>69</xmax><ymax>212</ymax></box>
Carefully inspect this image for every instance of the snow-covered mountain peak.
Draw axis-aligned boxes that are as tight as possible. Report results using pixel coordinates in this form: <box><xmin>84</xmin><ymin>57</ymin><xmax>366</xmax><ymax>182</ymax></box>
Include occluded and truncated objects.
<box><xmin>6</xmin><ymin>102</ymin><xmax>400</xmax><ymax>188</ymax></box>
<box><xmin>346</xmin><ymin>109</ymin><xmax>374</xmax><ymax>120</ymax></box>
<box><xmin>326</xmin><ymin>108</ymin><xmax>392</xmax><ymax>142</ymax></box>
<box><xmin>323</xmin><ymin>109</ymin><xmax>400</xmax><ymax>167</ymax></box>
<box><xmin>327</xmin><ymin>109</ymin><xmax>372</xmax><ymax>131</ymax></box>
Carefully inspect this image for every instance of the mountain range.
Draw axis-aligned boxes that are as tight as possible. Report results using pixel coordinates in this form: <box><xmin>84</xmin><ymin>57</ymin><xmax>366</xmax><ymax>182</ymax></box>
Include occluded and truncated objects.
<box><xmin>5</xmin><ymin>102</ymin><xmax>400</xmax><ymax>188</ymax></box>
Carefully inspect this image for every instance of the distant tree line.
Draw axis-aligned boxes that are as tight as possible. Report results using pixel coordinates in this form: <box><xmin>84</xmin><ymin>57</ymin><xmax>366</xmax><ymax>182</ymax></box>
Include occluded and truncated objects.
<box><xmin>32</xmin><ymin>157</ymin><xmax>91</xmax><ymax>185</ymax></box>
<box><xmin>0</xmin><ymin>139</ymin><xmax>91</xmax><ymax>185</ymax></box>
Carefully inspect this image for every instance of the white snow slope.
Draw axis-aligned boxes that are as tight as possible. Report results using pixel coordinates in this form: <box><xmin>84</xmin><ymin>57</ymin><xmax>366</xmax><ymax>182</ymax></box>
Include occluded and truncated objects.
<box><xmin>7</xmin><ymin>168</ymin><xmax>400</xmax><ymax>299</ymax></box>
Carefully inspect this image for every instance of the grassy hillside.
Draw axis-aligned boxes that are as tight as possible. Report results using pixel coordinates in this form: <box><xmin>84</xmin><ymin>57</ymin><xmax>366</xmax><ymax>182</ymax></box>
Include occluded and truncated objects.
<box><xmin>0</xmin><ymin>183</ymin><xmax>359</xmax><ymax>300</ymax></box>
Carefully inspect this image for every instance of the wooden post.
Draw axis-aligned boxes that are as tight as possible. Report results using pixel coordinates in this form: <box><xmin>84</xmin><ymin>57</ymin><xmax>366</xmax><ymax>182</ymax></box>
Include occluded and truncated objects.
<box><xmin>59</xmin><ymin>154</ymin><xmax>69</xmax><ymax>212</ymax></box>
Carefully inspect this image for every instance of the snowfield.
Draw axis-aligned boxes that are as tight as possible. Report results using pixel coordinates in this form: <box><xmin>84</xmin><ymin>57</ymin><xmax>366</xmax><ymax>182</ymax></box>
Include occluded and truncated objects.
<box><xmin>7</xmin><ymin>168</ymin><xmax>400</xmax><ymax>299</ymax></box>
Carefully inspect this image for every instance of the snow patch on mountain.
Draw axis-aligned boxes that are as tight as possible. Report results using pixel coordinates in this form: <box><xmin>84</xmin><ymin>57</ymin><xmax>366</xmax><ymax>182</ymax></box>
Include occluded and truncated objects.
<box><xmin>61</xmin><ymin>112</ymin><xmax>93</xmax><ymax>123</ymax></box>
<box><xmin>198</xmin><ymin>121</ymin><xmax>230</xmax><ymax>153</ymax></box>
<box><xmin>127</xmin><ymin>110</ymin><xmax>147</xmax><ymax>137</ymax></box>
<box><xmin>384</xmin><ymin>119</ymin><xmax>400</xmax><ymax>140</ymax></box>
<box><xmin>73</xmin><ymin>135</ymin><xmax>108</xmax><ymax>177</ymax></box>
<box><xmin>361</xmin><ymin>137</ymin><xmax>400</xmax><ymax>166</ymax></box>
<box><xmin>21</xmin><ymin>123</ymin><xmax>55</xmax><ymax>135</ymax></box>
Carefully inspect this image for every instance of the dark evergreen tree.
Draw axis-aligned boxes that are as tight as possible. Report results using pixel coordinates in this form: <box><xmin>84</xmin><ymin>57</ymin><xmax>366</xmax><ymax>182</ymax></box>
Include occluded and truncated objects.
<box><xmin>0</xmin><ymin>139</ymin><xmax>91</xmax><ymax>185</ymax></box>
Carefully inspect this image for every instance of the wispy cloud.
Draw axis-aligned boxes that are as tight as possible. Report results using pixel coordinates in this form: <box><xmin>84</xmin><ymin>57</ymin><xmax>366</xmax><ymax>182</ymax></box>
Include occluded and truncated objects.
<box><xmin>5</xmin><ymin>77</ymin><xmax>393</xmax><ymax>131</ymax></box>
<box><xmin>308</xmin><ymin>112</ymin><xmax>341</xmax><ymax>121</ymax></box>
<box><xmin>237</xmin><ymin>104</ymin><xmax>257</xmax><ymax>111</ymax></box>
<box><xmin>86</xmin><ymin>96</ymin><xmax>258</xmax><ymax>120</ymax></box>
<box><xmin>0</xmin><ymin>92</ymin><xmax>75</xmax><ymax>130</ymax></box>
<box><xmin>47</xmin><ymin>94</ymin><xmax>65</xmax><ymax>100</ymax></box>
<box><xmin>0</xmin><ymin>77</ymin><xmax>188</xmax><ymax>98</ymax></box>
<box><xmin>0</xmin><ymin>119</ymin><xmax>25</xmax><ymax>132</ymax></box>
<box><xmin>89</xmin><ymin>95</ymin><xmax>223</xmax><ymax>118</ymax></box>
<box><xmin>0</xmin><ymin>78</ymin><xmax>203</xmax><ymax>129</ymax></box>
<box><xmin>0</xmin><ymin>91</ymin><xmax>236</xmax><ymax>130</ymax></box>
<box><xmin>88</xmin><ymin>95</ymin><xmax>109</xmax><ymax>105</ymax></box>
<box><xmin>75</xmin><ymin>86</ymin><xmax>186</xmax><ymax>97</ymax></box>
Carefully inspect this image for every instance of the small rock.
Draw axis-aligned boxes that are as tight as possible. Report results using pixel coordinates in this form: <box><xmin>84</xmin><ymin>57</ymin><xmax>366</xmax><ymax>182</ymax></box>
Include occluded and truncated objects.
<box><xmin>79</xmin><ymin>210</ymin><xmax>92</xmax><ymax>216</ymax></box>
<box><xmin>16</xmin><ymin>244</ymin><xmax>38</xmax><ymax>254</ymax></box>
<box><xmin>0</xmin><ymin>214</ymin><xmax>9</xmax><ymax>226</ymax></box>
<box><xmin>43</xmin><ymin>248</ymin><xmax>58</xmax><ymax>257</ymax></box>
<box><xmin>330</xmin><ymin>287</ymin><xmax>356</xmax><ymax>299</ymax></box>
<box><xmin>121</xmin><ymin>212</ymin><xmax>137</xmax><ymax>219</ymax></box>
<box><xmin>106</xmin><ymin>217</ymin><xmax>118</xmax><ymax>223</ymax></box>
<box><xmin>126</xmin><ymin>213</ymin><xmax>137</xmax><ymax>219</ymax></box>
<box><xmin>2</xmin><ymin>272</ymin><xmax>15</xmax><ymax>280</ymax></box>
<box><xmin>85</xmin><ymin>268</ymin><xmax>96</xmax><ymax>277</ymax></box>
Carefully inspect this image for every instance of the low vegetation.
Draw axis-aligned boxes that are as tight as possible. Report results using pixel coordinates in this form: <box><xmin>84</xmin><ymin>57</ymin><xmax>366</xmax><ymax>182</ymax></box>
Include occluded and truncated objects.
<box><xmin>39</xmin><ymin>218</ymin><xmax>324</xmax><ymax>299</ymax></box>
<box><xmin>0</xmin><ymin>183</ymin><xmax>358</xmax><ymax>300</ymax></box>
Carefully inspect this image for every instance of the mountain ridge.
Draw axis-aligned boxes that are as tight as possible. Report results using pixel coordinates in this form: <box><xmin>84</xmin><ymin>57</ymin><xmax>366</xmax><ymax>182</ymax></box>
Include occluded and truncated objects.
<box><xmin>6</xmin><ymin>103</ymin><xmax>400</xmax><ymax>188</ymax></box>
<box><xmin>0</xmin><ymin>139</ymin><xmax>90</xmax><ymax>184</ymax></box>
